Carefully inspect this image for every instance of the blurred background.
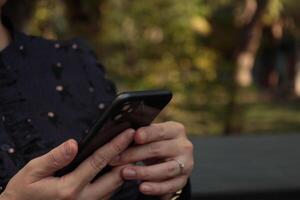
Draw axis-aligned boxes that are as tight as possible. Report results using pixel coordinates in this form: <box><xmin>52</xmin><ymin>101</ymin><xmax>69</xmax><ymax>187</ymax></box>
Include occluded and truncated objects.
<box><xmin>4</xmin><ymin>0</ymin><xmax>300</xmax><ymax>199</ymax></box>
<box><xmin>4</xmin><ymin>0</ymin><xmax>300</xmax><ymax>136</ymax></box>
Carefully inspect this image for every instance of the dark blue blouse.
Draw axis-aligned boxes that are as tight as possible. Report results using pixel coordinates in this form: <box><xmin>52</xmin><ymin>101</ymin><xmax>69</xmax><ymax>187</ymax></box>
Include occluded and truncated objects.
<box><xmin>0</xmin><ymin>18</ymin><xmax>145</xmax><ymax>199</ymax></box>
<box><xmin>0</xmin><ymin>19</ymin><xmax>190</xmax><ymax>200</ymax></box>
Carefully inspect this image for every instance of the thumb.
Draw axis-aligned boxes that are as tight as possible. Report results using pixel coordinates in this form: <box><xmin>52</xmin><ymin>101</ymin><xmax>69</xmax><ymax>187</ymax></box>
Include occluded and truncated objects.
<box><xmin>24</xmin><ymin>139</ymin><xmax>78</xmax><ymax>181</ymax></box>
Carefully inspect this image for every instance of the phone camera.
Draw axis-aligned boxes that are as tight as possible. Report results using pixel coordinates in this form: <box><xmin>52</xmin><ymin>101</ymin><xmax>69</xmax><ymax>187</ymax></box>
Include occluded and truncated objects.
<box><xmin>122</xmin><ymin>104</ymin><xmax>131</xmax><ymax>112</ymax></box>
<box><xmin>114</xmin><ymin>114</ymin><xmax>123</xmax><ymax>121</ymax></box>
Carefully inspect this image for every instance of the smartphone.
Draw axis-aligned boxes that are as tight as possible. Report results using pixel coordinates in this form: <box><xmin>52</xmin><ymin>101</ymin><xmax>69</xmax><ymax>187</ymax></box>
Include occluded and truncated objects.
<box><xmin>55</xmin><ymin>90</ymin><xmax>172</xmax><ymax>177</ymax></box>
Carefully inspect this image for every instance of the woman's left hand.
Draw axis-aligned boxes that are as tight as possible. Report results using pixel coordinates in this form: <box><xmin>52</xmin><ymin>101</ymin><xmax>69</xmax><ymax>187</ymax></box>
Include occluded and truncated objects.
<box><xmin>110</xmin><ymin>121</ymin><xmax>194</xmax><ymax>199</ymax></box>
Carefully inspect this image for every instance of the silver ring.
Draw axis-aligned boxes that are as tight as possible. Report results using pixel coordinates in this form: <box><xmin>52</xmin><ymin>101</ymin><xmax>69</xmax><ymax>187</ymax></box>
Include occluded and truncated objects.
<box><xmin>172</xmin><ymin>159</ymin><xmax>185</xmax><ymax>174</ymax></box>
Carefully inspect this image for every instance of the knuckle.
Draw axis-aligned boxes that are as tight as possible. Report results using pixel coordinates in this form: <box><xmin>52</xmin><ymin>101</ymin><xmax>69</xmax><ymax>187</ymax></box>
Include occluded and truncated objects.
<box><xmin>48</xmin><ymin>151</ymin><xmax>61</xmax><ymax>168</ymax></box>
<box><xmin>169</xmin><ymin>181</ymin><xmax>179</xmax><ymax>194</ymax></box>
<box><xmin>189</xmin><ymin>159</ymin><xmax>195</xmax><ymax>172</ymax></box>
<box><xmin>167</xmin><ymin>163</ymin><xmax>178</xmax><ymax>176</ymax></box>
<box><xmin>24</xmin><ymin>159</ymin><xmax>36</xmax><ymax>172</ymax></box>
<box><xmin>111</xmin><ymin>141</ymin><xmax>125</xmax><ymax>154</ymax></box>
<box><xmin>89</xmin><ymin>152</ymin><xmax>107</xmax><ymax>171</ymax></box>
<box><xmin>174</xmin><ymin>122</ymin><xmax>186</xmax><ymax>134</ymax></box>
<box><xmin>118</xmin><ymin>152</ymin><xmax>127</xmax><ymax>163</ymax></box>
<box><xmin>150</xmin><ymin>123</ymin><xmax>165</xmax><ymax>141</ymax></box>
<box><xmin>183</xmin><ymin>161</ymin><xmax>194</xmax><ymax>176</ymax></box>
<box><xmin>153</xmin><ymin>123</ymin><xmax>164</xmax><ymax>134</ymax></box>
<box><xmin>148</xmin><ymin>142</ymin><xmax>162</xmax><ymax>156</ymax></box>
<box><xmin>155</xmin><ymin>184</ymin><xmax>163</xmax><ymax>194</ymax></box>
<box><xmin>138</xmin><ymin>169</ymin><xmax>150</xmax><ymax>180</ymax></box>
<box><xmin>157</xmin><ymin>128</ymin><xmax>165</xmax><ymax>140</ymax></box>
<box><xmin>111</xmin><ymin>134</ymin><xmax>130</xmax><ymax>154</ymax></box>
<box><xmin>58</xmin><ymin>187</ymin><xmax>78</xmax><ymax>200</ymax></box>
<box><xmin>183</xmin><ymin>140</ymin><xmax>194</xmax><ymax>153</ymax></box>
<box><xmin>167</xmin><ymin>120</ymin><xmax>178</xmax><ymax>127</ymax></box>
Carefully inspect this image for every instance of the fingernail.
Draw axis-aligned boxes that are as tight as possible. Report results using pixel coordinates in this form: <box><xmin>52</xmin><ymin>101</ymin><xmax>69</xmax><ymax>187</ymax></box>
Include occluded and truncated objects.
<box><xmin>123</xmin><ymin>168</ymin><xmax>136</xmax><ymax>178</ymax></box>
<box><xmin>127</xmin><ymin>129</ymin><xmax>135</xmax><ymax>136</ymax></box>
<box><xmin>109</xmin><ymin>155</ymin><xmax>121</xmax><ymax>166</ymax></box>
<box><xmin>141</xmin><ymin>184</ymin><xmax>152</xmax><ymax>193</ymax></box>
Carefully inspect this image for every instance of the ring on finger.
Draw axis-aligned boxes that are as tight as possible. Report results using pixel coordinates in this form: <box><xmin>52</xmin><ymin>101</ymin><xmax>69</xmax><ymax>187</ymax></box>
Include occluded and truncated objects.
<box><xmin>171</xmin><ymin>159</ymin><xmax>185</xmax><ymax>175</ymax></box>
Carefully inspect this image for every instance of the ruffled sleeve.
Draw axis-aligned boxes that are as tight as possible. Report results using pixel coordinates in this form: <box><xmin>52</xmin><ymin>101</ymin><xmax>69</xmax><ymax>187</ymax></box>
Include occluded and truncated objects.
<box><xmin>72</xmin><ymin>38</ymin><xmax>117</xmax><ymax>103</ymax></box>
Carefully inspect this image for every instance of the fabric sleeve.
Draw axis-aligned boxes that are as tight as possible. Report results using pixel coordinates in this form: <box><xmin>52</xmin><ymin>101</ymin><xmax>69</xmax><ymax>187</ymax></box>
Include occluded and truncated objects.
<box><xmin>73</xmin><ymin>38</ymin><xmax>117</xmax><ymax>104</ymax></box>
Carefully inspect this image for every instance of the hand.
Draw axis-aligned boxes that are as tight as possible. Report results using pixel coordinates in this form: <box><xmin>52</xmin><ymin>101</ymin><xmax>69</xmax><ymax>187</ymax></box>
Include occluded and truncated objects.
<box><xmin>0</xmin><ymin>129</ymin><xmax>135</xmax><ymax>200</ymax></box>
<box><xmin>110</xmin><ymin>121</ymin><xmax>194</xmax><ymax>199</ymax></box>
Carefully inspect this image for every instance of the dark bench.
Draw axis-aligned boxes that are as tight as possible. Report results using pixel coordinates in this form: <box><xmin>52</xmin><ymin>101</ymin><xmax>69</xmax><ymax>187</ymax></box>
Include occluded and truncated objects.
<box><xmin>190</xmin><ymin>134</ymin><xmax>300</xmax><ymax>199</ymax></box>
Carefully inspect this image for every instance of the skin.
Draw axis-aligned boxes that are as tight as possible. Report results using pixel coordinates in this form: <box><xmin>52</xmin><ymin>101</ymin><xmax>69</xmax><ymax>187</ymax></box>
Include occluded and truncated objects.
<box><xmin>0</xmin><ymin>1</ymin><xmax>194</xmax><ymax>199</ymax></box>
<box><xmin>0</xmin><ymin>129</ymin><xmax>135</xmax><ymax>200</ymax></box>
<box><xmin>0</xmin><ymin>0</ymin><xmax>10</xmax><ymax>51</ymax></box>
<box><xmin>112</xmin><ymin>122</ymin><xmax>194</xmax><ymax>199</ymax></box>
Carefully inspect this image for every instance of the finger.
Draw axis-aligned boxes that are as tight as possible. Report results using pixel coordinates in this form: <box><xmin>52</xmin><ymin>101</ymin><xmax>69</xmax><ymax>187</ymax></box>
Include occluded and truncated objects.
<box><xmin>80</xmin><ymin>166</ymin><xmax>126</xmax><ymax>199</ymax></box>
<box><xmin>67</xmin><ymin>129</ymin><xmax>135</xmax><ymax>188</ymax></box>
<box><xmin>135</xmin><ymin>122</ymin><xmax>185</xmax><ymax>144</ymax></box>
<box><xmin>24</xmin><ymin>139</ymin><xmax>78</xmax><ymax>181</ymax></box>
<box><xmin>103</xmin><ymin>194</ymin><xmax>113</xmax><ymax>200</ymax></box>
<box><xmin>139</xmin><ymin>176</ymin><xmax>187</xmax><ymax>196</ymax></box>
<box><xmin>110</xmin><ymin>140</ymin><xmax>179</xmax><ymax>166</ymax></box>
<box><xmin>122</xmin><ymin>160</ymin><xmax>182</xmax><ymax>181</ymax></box>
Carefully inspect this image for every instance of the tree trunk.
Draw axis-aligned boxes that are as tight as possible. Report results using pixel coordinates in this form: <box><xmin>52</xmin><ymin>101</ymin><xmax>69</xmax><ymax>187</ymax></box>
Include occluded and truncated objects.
<box><xmin>224</xmin><ymin>0</ymin><xmax>269</xmax><ymax>135</ymax></box>
<box><xmin>235</xmin><ymin>0</ymin><xmax>269</xmax><ymax>87</ymax></box>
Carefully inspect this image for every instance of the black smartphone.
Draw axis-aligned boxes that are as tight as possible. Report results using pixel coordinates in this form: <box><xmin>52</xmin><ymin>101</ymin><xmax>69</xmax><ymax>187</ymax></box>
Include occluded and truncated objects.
<box><xmin>56</xmin><ymin>90</ymin><xmax>172</xmax><ymax>177</ymax></box>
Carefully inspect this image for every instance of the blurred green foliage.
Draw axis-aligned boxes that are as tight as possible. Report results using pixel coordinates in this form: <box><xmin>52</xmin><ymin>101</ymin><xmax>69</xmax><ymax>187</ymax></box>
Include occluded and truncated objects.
<box><xmin>6</xmin><ymin>0</ymin><xmax>300</xmax><ymax>135</ymax></box>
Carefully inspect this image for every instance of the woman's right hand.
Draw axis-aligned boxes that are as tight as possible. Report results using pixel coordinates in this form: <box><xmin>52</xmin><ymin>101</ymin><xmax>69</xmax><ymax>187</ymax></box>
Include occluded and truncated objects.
<box><xmin>0</xmin><ymin>129</ymin><xmax>135</xmax><ymax>200</ymax></box>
